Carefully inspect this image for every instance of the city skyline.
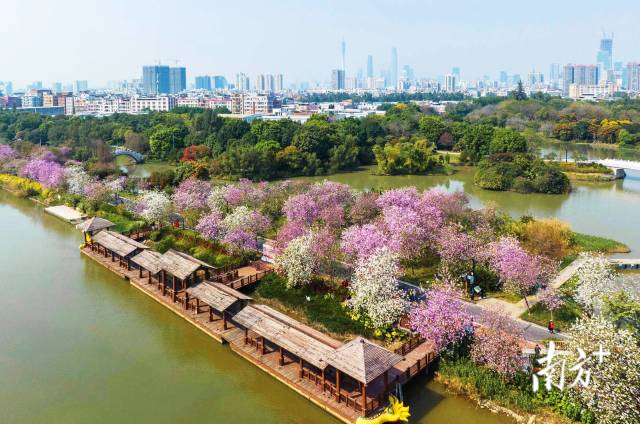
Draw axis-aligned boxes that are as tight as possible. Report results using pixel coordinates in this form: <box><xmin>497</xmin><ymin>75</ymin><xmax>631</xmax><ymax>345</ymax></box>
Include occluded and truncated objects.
<box><xmin>3</xmin><ymin>0</ymin><xmax>640</xmax><ymax>87</ymax></box>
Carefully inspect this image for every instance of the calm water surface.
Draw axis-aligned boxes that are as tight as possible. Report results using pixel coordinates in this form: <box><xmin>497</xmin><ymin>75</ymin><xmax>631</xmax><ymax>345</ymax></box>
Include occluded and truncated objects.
<box><xmin>0</xmin><ymin>190</ymin><xmax>511</xmax><ymax>424</ymax></box>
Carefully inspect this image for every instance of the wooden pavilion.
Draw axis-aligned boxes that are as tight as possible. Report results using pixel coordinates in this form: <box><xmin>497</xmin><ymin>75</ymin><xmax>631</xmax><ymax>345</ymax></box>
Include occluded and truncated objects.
<box><xmin>89</xmin><ymin>230</ymin><xmax>149</xmax><ymax>270</ymax></box>
<box><xmin>323</xmin><ymin>337</ymin><xmax>404</xmax><ymax>415</ymax></box>
<box><xmin>76</xmin><ymin>217</ymin><xmax>115</xmax><ymax>242</ymax></box>
<box><xmin>158</xmin><ymin>249</ymin><xmax>214</xmax><ymax>303</ymax></box>
<box><xmin>130</xmin><ymin>250</ymin><xmax>163</xmax><ymax>284</ymax></box>
<box><xmin>186</xmin><ymin>281</ymin><xmax>251</xmax><ymax>330</ymax></box>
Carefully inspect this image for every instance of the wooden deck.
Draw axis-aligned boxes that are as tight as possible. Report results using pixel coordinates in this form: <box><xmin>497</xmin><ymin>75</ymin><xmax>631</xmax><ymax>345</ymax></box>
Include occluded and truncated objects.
<box><xmin>80</xmin><ymin>246</ymin><xmax>435</xmax><ymax>424</ymax></box>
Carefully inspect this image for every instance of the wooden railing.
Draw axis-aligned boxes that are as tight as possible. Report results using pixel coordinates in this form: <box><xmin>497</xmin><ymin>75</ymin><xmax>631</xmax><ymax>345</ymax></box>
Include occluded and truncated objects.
<box><xmin>122</xmin><ymin>225</ymin><xmax>156</xmax><ymax>241</ymax></box>
<box><xmin>401</xmin><ymin>352</ymin><xmax>435</xmax><ymax>382</ymax></box>
<box><xmin>227</xmin><ymin>270</ymin><xmax>267</xmax><ymax>290</ymax></box>
<box><xmin>394</xmin><ymin>335</ymin><xmax>425</xmax><ymax>355</ymax></box>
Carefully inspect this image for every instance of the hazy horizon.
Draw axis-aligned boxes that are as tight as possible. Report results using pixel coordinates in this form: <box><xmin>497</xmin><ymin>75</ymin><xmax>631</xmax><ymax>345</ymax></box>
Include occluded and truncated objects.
<box><xmin>2</xmin><ymin>0</ymin><xmax>639</xmax><ymax>88</ymax></box>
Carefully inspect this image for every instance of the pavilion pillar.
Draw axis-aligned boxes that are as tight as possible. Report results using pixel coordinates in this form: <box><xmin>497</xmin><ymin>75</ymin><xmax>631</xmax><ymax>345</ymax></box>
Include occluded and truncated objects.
<box><xmin>244</xmin><ymin>328</ymin><xmax>249</xmax><ymax>345</ymax></box>
<box><xmin>336</xmin><ymin>370</ymin><xmax>341</xmax><ymax>402</ymax></box>
<box><xmin>384</xmin><ymin>370</ymin><xmax>389</xmax><ymax>394</ymax></box>
<box><xmin>195</xmin><ymin>298</ymin><xmax>200</xmax><ymax>314</ymax></box>
<box><xmin>362</xmin><ymin>384</ymin><xmax>367</xmax><ymax>413</ymax></box>
<box><xmin>111</xmin><ymin>251</ymin><xmax>115</xmax><ymax>262</ymax></box>
<box><xmin>261</xmin><ymin>338</ymin><xmax>267</xmax><ymax>355</ymax></box>
<box><xmin>162</xmin><ymin>271</ymin><xmax>166</xmax><ymax>296</ymax></box>
<box><xmin>299</xmin><ymin>358</ymin><xmax>303</xmax><ymax>378</ymax></box>
<box><xmin>279</xmin><ymin>347</ymin><xmax>284</xmax><ymax>366</ymax></box>
<box><xmin>209</xmin><ymin>308</ymin><xmax>213</xmax><ymax>322</ymax></box>
<box><xmin>148</xmin><ymin>272</ymin><xmax>152</xmax><ymax>284</ymax></box>
<box><xmin>222</xmin><ymin>311</ymin><xmax>228</xmax><ymax>330</ymax></box>
<box><xmin>139</xmin><ymin>266</ymin><xmax>142</xmax><ymax>278</ymax></box>
<box><xmin>185</xmin><ymin>292</ymin><xmax>190</xmax><ymax>310</ymax></box>
<box><xmin>127</xmin><ymin>257</ymin><xmax>131</xmax><ymax>271</ymax></box>
<box><xmin>172</xmin><ymin>278</ymin><xmax>178</xmax><ymax>303</ymax></box>
<box><xmin>322</xmin><ymin>369</ymin><xmax>326</xmax><ymax>392</ymax></box>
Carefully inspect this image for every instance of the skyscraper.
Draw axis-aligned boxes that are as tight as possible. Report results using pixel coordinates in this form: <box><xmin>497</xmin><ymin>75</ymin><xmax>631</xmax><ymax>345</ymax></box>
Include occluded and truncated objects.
<box><xmin>444</xmin><ymin>74</ymin><xmax>456</xmax><ymax>92</ymax></box>
<box><xmin>341</xmin><ymin>40</ymin><xmax>346</xmax><ymax>73</ymax></box>
<box><xmin>235</xmin><ymin>73</ymin><xmax>250</xmax><ymax>91</ymax></box>
<box><xmin>549</xmin><ymin>63</ymin><xmax>561</xmax><ymax>85</ymax></box>
<box><xmin>390</xmin><ymin>47</ymin><xmax>398</xmax><ymax>87</ymax></box>
<box><xmin>452</xmin><ymin>67</ymin><xmax>461</xmax><ymax>81</ymax></box>
<box><xmin>275</xmin><ymin>74</ymin><xmax>284</xmax><ymax>92</ymax></box>
<box><xmin>74</xmin><ymin>80</ymin><xmax>89</xmax><ymax>93</ymax></box>
<box><xmin>169</xmin><ymin>67</ymin><xmax>186</xmax><ymax>94</ymax></box>
<box><xmin>212</xmin><ymin>76</ymin><xmax>227</xmax><ymax>89</ymax></box>
<box><xmin>255</xmin><ymin>74</ymin><xmax>266</xmax><ymax>91</ymax></box>
<box><xmin>499</xmin><ymin>71</ymin><xmax>509</xmax><ymax>86</ymax></box>
<box><xmin>195</xmin><ymin>75</ymin><xmax>212</xmax><ymax>90</ymax></box>
<box><xmin>367</xmin><ymin>55</ymin><xmax>373</xmax><ymax>79</ymax></box>
<box><xmin>143</xmin><ymin>65</ymin><xmax>170</xmax><ymax>95</ymax></box>
<box><xmin>402</xmin><ymin>65</ymin><xmax>414</xmax><ymax>81</ymax></box>
<box><xmin>597</xmin><ymin>33</ymin><xmax>613</xmax><ymax>73</ymax></box>
<box><xmin>331</xmin><ymin>69</ymin><xmax>345</xmax><ymax>90</ymax></box>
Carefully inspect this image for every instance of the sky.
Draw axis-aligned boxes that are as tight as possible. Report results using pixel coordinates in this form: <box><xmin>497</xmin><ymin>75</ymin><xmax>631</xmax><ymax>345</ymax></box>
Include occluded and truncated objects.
<box><xmin>2</xmin><ymin>0</ymin><xmax>640</xmax><ymax>88</ymax></box>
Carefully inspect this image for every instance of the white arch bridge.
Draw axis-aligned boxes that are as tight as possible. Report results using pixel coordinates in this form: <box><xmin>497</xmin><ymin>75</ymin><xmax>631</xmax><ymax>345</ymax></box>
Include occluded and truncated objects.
<box><xmin>112</xmin><ymin>148</ymin><xmax>144</xmax><ymax>164</ymax></box>
<box><xmin>589</xmin><ymin>159</ymin><xmax>640</xmax><ymax>179</ymax></box>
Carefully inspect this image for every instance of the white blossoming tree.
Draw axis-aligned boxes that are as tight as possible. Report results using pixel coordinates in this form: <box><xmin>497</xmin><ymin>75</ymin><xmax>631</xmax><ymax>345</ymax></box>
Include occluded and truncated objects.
<box><xmin>137</xmin><ymin>190</ymin><xmax>172</xmax><ymax>224</ymax></box>
<box><xmin>221</xmin><ymin>206</ymin><xmax>253</xmax><ymax>233</ymax></box>
<box><xmin>566</xmin><ymin>317</ymin><xmax>640</xmax><ymax>424</ymax></box>
<box><xmin>275</xmin><ymin>233</ymin><xmax>316</xmax><ymax>288</ymax></box>
<box><xmin>64</xmin><ymin>165</ymin><xmax>90</xmax><ymax>195</ymax></box>
<box><xmin>207</xmin><ymin>186</ymin><xmax>227</xmax><ymax>212</ymax></box>
<box><xmin>574</xmin><ymin>253</ymin><xmax>618</xmax><ymax>315</ymax></box>
<box><xmin>348</xmin><ymin>248</ymin><xmax>408</xmax><ymax>329</ymax></box>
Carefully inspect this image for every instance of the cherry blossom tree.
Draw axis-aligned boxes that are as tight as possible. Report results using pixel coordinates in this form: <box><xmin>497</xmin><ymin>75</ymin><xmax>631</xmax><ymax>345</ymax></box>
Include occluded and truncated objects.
<box><xmin>275</xmin><ymin>220</ymin><xmax>307</xmax><ymax>249</ymax></box>
<box><xmin>282</xmin><ymin>193</ymin><xmax>319</xmax><ymax>225</ymax></box>
<box><xmin>488</xmin><ymin>236</ymin><xmax>553</xmax><ymax>311</ymax></box>
<box><xmin>348</xmin><ymin>248</ymin><xmax>408</xmax><ymax>328</ymax></box>
<box><xmin>566</xmin><ymin>317</ymin><xmax>640</xmax><ymax>424</ymax></box>
<box><xmin>340</xmin><ymin>222</ymin><xmax>389</xmax><ymax>261</ymax></box>
<box><xmin>207</xmin><ymin>186</ymin><xmax>227</xmax><ymax>212</ymax></box>
<box><xmin>470</xmin><ymin>308</ymin><xmax>525</xmax><ymax>380</ymax></box>
<box><xmin>537</xmin><ymin>286</ymin><xmax>565</xmax><ymax>320</ymax></box>
<box><xmin>195</xmin><ymin>210</ymin><xmax>223</xmax><ymax>241</ymax></box>
<box><xmin>20</xmin><ymin>158</ymin><xmax>65</xmax><ymax>188</ymax></box>
<box><xmin>409</xmin><ymin>282</ymin><xmax>473</xmax><ymax>352</ymax></box>
<box><xmin>435</xmin><ymin>225</ymin><xmax>482</xmax><ymax>266</ymax></box>
<box><xmin>136</xmin><ymin>190</ymin><xmax>172</xmax><ymax>223</ymax></box>
<box><xmin>83</xmin><ymin>180</ymin><xmax>111</xmax><ymax>202</ymax></box>
<box><xmin>171</xmin><ymin>177</ymin><xmax>210</xmax><ymax>213</ymax></box>
<box><xmin>348</xmin><ymin>191</ymin><xmax>381</xmax><ymax>225</ymax></box>
<box><xmin>0</xmin><ymin>145</ymin><xmax>16</xmax><ymax>161</ymax></box>
<box><xmin>275</xmin><ymin>233</ymin><xmax>317</xmax><ymax>288</ymax></box>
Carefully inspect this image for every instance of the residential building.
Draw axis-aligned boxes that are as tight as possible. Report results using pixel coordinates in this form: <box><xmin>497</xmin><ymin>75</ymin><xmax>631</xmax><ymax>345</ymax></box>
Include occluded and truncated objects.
<box><xmin>235</xmin><ymin>73</ymin><xmax>250</xmax><ymax>91</ymax></box>
<box><xmin>549</xmin><ymin>63</ymin><xmax>561</xmax><ymax>85</ymax></box>
<box><xmin>275</xmin><ymin>74</ymin><xmax>284</xmax><ymax>92</ymax></box>
<box><xmin>568</xmin><ymin>81</ymin><xmax>615</xmax><ymax>99</ymax></box>
<box><xmin>331</xmin><ymin>69</ymin><xmax>345</xmax><ymax>90</ymax></box>
<box><xmin>129</xmin><ymin>96</ymin><xmax>176</xmax><ymax>113</ymax></box>
<box><xmin>21</xmin><ymin>92</ymin><xmax>43</xmax><ymax>107</ymax></box>
<box><xmin>195</xmin><ymin>75</ymin><xmax>212</xmax><ymax>90</ymax></box>
<box><xmin>229</xmin><ymin>93</ymin><xmax>273</xmax><ymax>115</ymax></box>
<box><xmin>563</xmin><ymin>64</ymin><xmax>599</xmax><ymax>94</ymax></box>
<box><xmin>169</xmin><ymin>67</ymin><xmax>186</xmax><ymax>94</ymax></box>
<box><xmin>0</xmin><ymin>96</ymin><xmax>21</xmax><ymax>108</ymax></box>
<box><xmin>0</xmin><ymin>81</ymin><xmax>13</xmax><ymax>95</ymax></box>
<box><xmin>142</xmin><ymin>65</ymin><xmax>170</xmax><ymax>95</ymax></box>
<box><xmin>527</xmin><ymin>71</ymin><xmax>544</xmax><ymax>86</ymax></box>
<box><xmin>628</xmin><ymin>63</ymin><xmax>640</xmax><ymax>92</ymax></box>
<box><xmin>255</xmin><ymin>74</ymin><xmax>266</xmax><ymax>91</ymax></box>
<box><xmin>444</xmin><ymin>74</ymin><xmax>456</xmax><ymax>92</ymax></box>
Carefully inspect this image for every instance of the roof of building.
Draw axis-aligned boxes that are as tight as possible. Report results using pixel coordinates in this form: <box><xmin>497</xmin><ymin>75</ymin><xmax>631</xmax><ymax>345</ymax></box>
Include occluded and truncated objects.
<box><xmin>187</xmin><ymin>282</ymin><xmax>250</xmax><ymax>312</ymax></box>
<box><xmin>131</xmin><ymin>250</ymin><xmax>163</xmax><ymax>275</ymax></box>
<box><xmin>159</xmin><ymin>249</ymin><xmax>213</xmax><ymax>280</ymax></box>
<box><xmin>324</xmin><ymin>337</ymin><xmax>404</xmax><ymax>384</ymax></box>
<box><xmin>76</xmin><ymin>217</ymin><xmax>115</xmax><ymax>233</ymax></box>
<box><xmin>232</xmin><ymin>304</ymin><xmax>336</xmax><ymax>369</ymax></box>
<box><xmin>204</xmin><ymin>281</ymin><xmax>253</xmax><ymax>301</ymax></box>
<box><xmin>92</xmin><ymin>230</ymin><xmax>149</xmax><ymax>257</ymax></box>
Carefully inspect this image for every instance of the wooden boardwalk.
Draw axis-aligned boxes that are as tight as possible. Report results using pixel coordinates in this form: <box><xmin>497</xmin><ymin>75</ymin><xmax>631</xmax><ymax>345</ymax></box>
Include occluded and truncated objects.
<box><xmin>80</xmin><ymin>246</ymin><xmax>435</xmax><ymax>424</ymax></box>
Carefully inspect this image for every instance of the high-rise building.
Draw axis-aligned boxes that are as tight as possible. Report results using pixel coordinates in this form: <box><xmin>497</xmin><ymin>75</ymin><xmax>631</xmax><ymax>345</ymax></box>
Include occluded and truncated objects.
<box><xmin>390</xmin><ymin>47</ymin><xmax>398</xmax><ymax>87</ymax></box>
<box><xmin>444</xmin><ymin>74</ymin><xmax>456</xmax><ymax>92</ymax></box>
<box><xmin>549</xmin><ymin>63</ymin><xmax>561</xmax><ymax>86</ymax></box>
<box><xmin>73</xmin><ymin>80</ymin><xmax>88</xmax><ymax>93</ymax></box>
<box><xmin>275</xmin><ymin>74</ymin><xmax>284</xmax><ymax>92</ymax></box>
<box><xmin>143</xmin><ymin>65</ymin><xmax>170</xmax><ymax>95</ymax></box>
<box><xmin>341</xmin><ymin>40</ymin><xmax>346</xmax><ymax>73</ymax></box>
<box><xmin>597</xmin><ymin>33</ymin><xmax>613</xmax><ymax>74</ymax></box>
<box><xmin>511</xmin><ymin>74</ymin><xmax>521</xmax><ymax>85</ymax></box>
<box><xmin>366</xmin><ymin>55</ymin><xmax>373</xmax><ymax>79</ymax></box>
<box><xmin>255</xmin><ymin>74</ymin><xmax>266</xmax><ymax>91</ymax></box>
<box><xmin>331</xmin><ymin>69</ymin><xmax>345</xmax><ymax>90</ymax></box>
<box><xmin>195</xmin><ymin>75</ymin><xmax>212</xmax><ymax>90</ymax></box>
<box><xmin>563</xmin><ymin>64</ymin><xmax>599</xmax><ymax>94</ymax></box>
<box><xmin>235</xmin><ymin>73</ymin><xmax>250</xmax><ymax>91</ymax></box>
<box><xmin>169</xmin><ymin>67</ymin><xmax>186</xmax><ymax>94</ymax></box>
<box><xmin>499</xmin><ymin>71</ymin><xmax>509</xmax><ymax>86</ymax></box>
<box><xmin>527</xmin><ymin>71</ymin><xmax>544</xmax><ymax>86</ymax></box>
<box><xmin>401</xmin><ymin>65</ymin><xmax>414</xmax><ymax>81</ymax></box>
<box><xmin>452</xmin><ymin>67</ymin><xmax>461</xmax><ymax>81</ymax></box>
<box><xmin>212</xmin><ymin>76</ymin><xmax>227</xmax><ymax>89</ymax></box>
<box><xmin>628</xmin><ymin>63</ymin><xmax>640</xmax><ymax>92</ymax></box>
<box><xmin>52</xmin><ymin>82</ymin><xmax>62</xmax><ymax>93</ymax></box>
<box><xmin>0</xmin><ymin>81</ymin><xmax>13</xmax><ymax>95</ymax></box>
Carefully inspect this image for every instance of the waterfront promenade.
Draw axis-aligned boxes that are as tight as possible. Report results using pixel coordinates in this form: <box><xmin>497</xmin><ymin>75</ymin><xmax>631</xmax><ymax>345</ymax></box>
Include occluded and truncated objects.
<box><xmin>80</xmin><ymin>245</ymin><xmax>435</xmax><ymax>424</ymax></box>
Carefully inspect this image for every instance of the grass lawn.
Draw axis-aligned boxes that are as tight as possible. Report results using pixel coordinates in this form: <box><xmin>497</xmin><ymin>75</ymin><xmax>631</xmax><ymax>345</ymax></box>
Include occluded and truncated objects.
<box><xmin>95</xmin><ymin>210</ymin><xmax>145</xmax><ymax>233</ymax></box>
<box><xmin>486</xmin><ymin>291</ymin><xmax>523</xmax><ymax>303</ymax></box>
<box><xmin>570</xmin><ymin>232</ymin><xmax>629</xmax><ymax>254</ymax></box>
<box><xmin>520</xmin><ymin>276</ymin><xmax>584</xmax><ymax>331</ymax></box>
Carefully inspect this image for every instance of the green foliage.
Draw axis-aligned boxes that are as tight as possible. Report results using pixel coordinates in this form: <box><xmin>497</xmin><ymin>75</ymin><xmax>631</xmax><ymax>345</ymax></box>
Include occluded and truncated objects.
<box><xmin>489</xmin><ymin>128</ymin><xmax>527</xmax><ymax>155</ymax></box>
<box><xmin>556</xmin><ymin>161</ymin><xmax>612</xmax><ymax>175</ymax></box>
<box><xmin>569</xmin><ymin>232</ymin><xmax>630</xmax><ymax>253</ymax></box>
<box><xmin>373</xmin><ymin>138</ymin><xmax>440</xmax><ymax>175</ymax></box>
<box><xmin>255</xmin><ymin>272</ymin><xmax>371</xmax><ymax>337</ymax></box>
<box><xmin>474</xmin><ymin>154</ymin><xmax>571</xmax><ymax>194</ymax></box>
<box><xmin>602</xmin><ymin>291</ymin><xmax>640</xmax><ymax>336</ymax></box>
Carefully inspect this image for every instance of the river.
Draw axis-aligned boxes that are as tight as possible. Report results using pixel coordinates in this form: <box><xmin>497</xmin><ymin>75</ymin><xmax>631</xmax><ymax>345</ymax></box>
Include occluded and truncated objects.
<box><xmin>0</xmin><ymin>190</ymin><xmax>511</xmax><ymax>424</ymax></box>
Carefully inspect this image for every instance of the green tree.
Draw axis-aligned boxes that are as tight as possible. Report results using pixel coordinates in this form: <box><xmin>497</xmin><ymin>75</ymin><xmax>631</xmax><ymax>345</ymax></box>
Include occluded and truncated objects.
<box><xmin>489</xmin><ymin>127</ymin><xmax>527</xmax><ymax>154</ymax></box>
